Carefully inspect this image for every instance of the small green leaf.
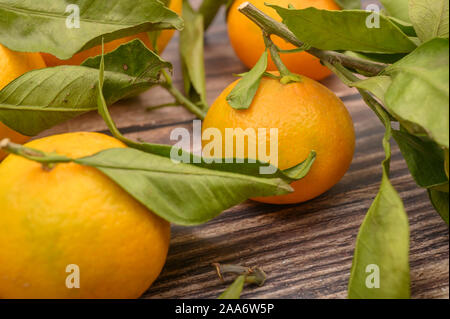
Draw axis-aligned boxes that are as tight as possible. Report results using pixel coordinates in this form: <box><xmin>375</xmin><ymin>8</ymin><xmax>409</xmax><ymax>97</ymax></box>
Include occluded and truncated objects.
<box><xmin>282</xmin><ymin>151</ymin><xmax>316</xmax><ymax>180</ymax></box>
<box><xmin>218</xmin><ymin>275</ymin><xmax>246</xmax><ymax>299</ymax></box>
<box><xmin>383</xmin><ymin>38</ymin><xmax>449</xmax><ymax>148</ymax></box>
<box><xmin>344</xmin><ymin>51</ymin><xmax>408</xmax><ymax>64</ymax></box>
<box><xmin>380</xmin><ymin>0</ymin><xmax>411</xmax><ymax>23</ymax></box>
<box><xmin>226</xmin><ymin>51</ymin><xmax>268</xmax><ymax>110</ymax></box>
<box><xmin>392</xmin><ymin>129</ymin><xmax>448</xmax><ymax>189</ymax></box>
<box><xmin>82</xmin><ymin>39</ymin><xmax>172</xmax><ymax>81</ymax></box>
<box><xmin>270</xmin><ymin>6</ymin><xmax>417</xmax><ymax>53</ymax></box>
<box><xmin>179</xmin><ymin>0</ymin><xmax>208</xmax><ymax>109</ymax></box>
<box><xmin>0</xmin><ymin>0</ymin><xmax>183</xmax><ymax>59</ymax></box>
<box><xmin>0</xmin><ymin>40</ymin><xmax>170</xmax><ymax>136</ymax></box>
<box><xmin>388</xmin><ymin>17</ymin><xmax>417</xmax><ymax>37</ymax></box>
<box><xmin>409</xmin><ymin>0</ymin><xmax>449</xmax><ymax>42</ymax></box>
<box><xmin>76</xmin><ymin>147</ymin><xmax>297</xmax><ymax>226</ymax></box>
<box><xmin>445</xmin><ymin>149</ymin><xmax>449</xmax><ymax>179</ymax></box>
<box><xmin>428</xmin><ymin>189</ymin><xmax>449</xmax><ymax>225</ymax></box>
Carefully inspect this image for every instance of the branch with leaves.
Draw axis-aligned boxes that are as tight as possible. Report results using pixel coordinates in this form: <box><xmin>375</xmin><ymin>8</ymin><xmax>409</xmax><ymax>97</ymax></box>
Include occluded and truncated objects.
<box><xmin>235</xmin><ymin>0</ymin><xmax>448</xmax><ymax>299</ymax></box>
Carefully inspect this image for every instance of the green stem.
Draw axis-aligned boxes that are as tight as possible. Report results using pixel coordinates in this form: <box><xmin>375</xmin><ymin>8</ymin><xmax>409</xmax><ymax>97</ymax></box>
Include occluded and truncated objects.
<box><xmin>146</xmin><ymin>102</ymin><xmax>180</xmax><ymax>111</ymax></box>
<box><xmin>238</xmin><ymin>2</ymin><xmax>388</xmax><ymax>76</ymax></box>
<box><xmin>213</xmin><ymin>263</ymin><xmax>267</xmax><ymax>286</ymax></box>
<box><xmin>0</xmin><ymin>138</ymin><xmax>72</xmax><ymax>169</ymax></box>
<box><xmin>264</xmin><ymin>34</ymin><xmax>302</xmax><ymax>84</ymax></box>
<box><xmin>161</xmin><ymin>70</ymin><xmax>207</xmax><ymax>119</ymax></box>
<box><xmin>264</xmin><ymin>35</ymin><xmax>290</xmax><ymax>77</ymax></box>
<box><xmin>323</xmin><ymin>61</ymin><xmax>389</xmax><ymax>125</ymax></box>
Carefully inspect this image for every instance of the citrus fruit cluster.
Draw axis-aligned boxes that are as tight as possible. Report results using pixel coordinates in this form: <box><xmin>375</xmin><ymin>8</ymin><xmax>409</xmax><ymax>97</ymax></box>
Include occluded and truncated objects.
<box><xmin>0</xmin><ymin>0</ymin><xmax>356</xmax><ymax>299</ymax></box>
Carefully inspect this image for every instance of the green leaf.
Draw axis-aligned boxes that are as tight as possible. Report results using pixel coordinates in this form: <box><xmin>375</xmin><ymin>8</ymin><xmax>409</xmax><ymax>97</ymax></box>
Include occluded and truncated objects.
<box><xmin>226</xmin><ymin>51</ymin><xmax>268</xmax><ymax>110</ymax></box>
<box><xmin>351</xmin><ymin>76</ymin><xmax>392</xmax><ymax>103</ymax></box>
<box><xmin>383</xmin><ymin>38</ymin><xmax>449</xmax><ymax>148</ymax></box>
<box><xmin>392</xmin><ymin>130</ymin><xmax>448</xmax><ymax>189</ymax></box>
<box><xmin>179</xmin><ymin>0</ymin><xmax>208</xmax><ymax>109</ymax></box>
<box><xmin>388</xmin><ymin>17</ymin><xmax>417</xmax><ymax>37</ymax></box>
<box><xmin>445</xmin><ymin>149</ymin><xmax>449</xmax><ymax>179</ymax></box>
<box><xmin>82</xmin><ymin>39</ymin><xmax>171</xmax><ymax>80</ymax></box>
<box><xmin>380</xmin><ymin>0</ymin><xmax>411</xmax><ymax>23</ymax></box>
<box><xmin>76</xmin><ymin>147</ymin><xmax>297</xmax><ymax>226</ymax></box>
<box><xmin>409</xmin><ymin>0</ymin><xmax>449</xmax><ymax>42</ymax></box>
<box><xmin>334</xmin><ymin>0</ymin><xmax>360</xmax><ymax>10</ymax></box>
<box><xmin>0</xmin><ymin>0</ymin><xmax>183</xmax><ymax>59</ymax></box>
<box><xmin>428</xmin><ymin>189</ymin><xmax>449</xmax><ymax>225</ymax></box>
<box><xmin>345</xmin><ymin>51</ymin><xmax>408</xmax><ymax>64</ymax></box>
<box><xmin>0</xmin><ymin>40</ymin><xmax>170</xmax><ymax>136</ymax></box>
<box><xmin>348</xmin><ymin>96</ymin><xmax>410</xmax><ymax>299</ymax></box>
<box><xmin>218</xmin><ymin>275</ymin><xmax>246</xmax><ymax>299</ymax></box>
<box><xmin>348</xmin><ymin>171</ymin><xmax>410</xmax><ymax>299</ymax></box>
<box><xmin>270</xmin><ymin>6</ymin><xmax>417</xmax><ymax>53</ymax></box>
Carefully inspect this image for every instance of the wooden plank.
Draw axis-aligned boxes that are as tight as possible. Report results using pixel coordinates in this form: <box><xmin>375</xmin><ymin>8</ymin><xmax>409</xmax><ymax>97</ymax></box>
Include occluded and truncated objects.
<box><xmin>35</xmin><ymin>2</ymin><xmax>448</xmax><ymax>299</ymax></box>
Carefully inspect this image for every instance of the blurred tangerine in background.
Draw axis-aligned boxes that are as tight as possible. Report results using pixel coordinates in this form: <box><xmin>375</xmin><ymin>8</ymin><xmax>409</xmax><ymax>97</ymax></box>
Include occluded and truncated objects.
<box><xmin>227</xmin><ymin>0</ymin><xmax>341</xmax><ymax>80</ymax></box>
<box><xmin>41</xmin><ymin>0</ymin><xmax>182</xmax><ymax>66</ymax></box>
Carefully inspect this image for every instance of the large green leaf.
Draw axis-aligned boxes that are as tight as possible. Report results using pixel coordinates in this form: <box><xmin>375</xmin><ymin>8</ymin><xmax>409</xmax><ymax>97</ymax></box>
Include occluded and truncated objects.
<box><xmin>76</xmin><ymin>148</ymin><xmax>296</xmax><ymax>225</ymax></box>
<box><xmin>179</xmin><ymin>0</ymin><xmax>207</xmax><ymax>109</ymax></box>
<box><xmin>0</xmin><ymin>0</ymin><xmax>183</xmax><ymax>59</ymax></box>
<box><xmin>349</xmin><ymin>97</ymin><xmax>410</xmax><ymax>299</ymax></box>
<box><xmin>270</xmin><ymin>6</ymin><xmax>417</xmax><ymax>53</ymax></box>
<box><xmin>409</xmin><ymin>0</ymin><xmax>449</xmax><ymax>42</ymax></box>
<box><xmin>393</xmin><ymin>129</ymin><xmax>448</xmax><ymax>189</ymax></box>
<box><xmin>383</xmin><ymin>38</ymin><xmax>449</xmax><ymax>148</ymax></box>
<box><xmin>380</xmin><ymin>0</ymin><xmax>411</xmax><ymax>23</ymax></box>
<box><xmin>0</xmin><ymin>40</ymin><xmax>170</xmax><ymax>136</ymax></box>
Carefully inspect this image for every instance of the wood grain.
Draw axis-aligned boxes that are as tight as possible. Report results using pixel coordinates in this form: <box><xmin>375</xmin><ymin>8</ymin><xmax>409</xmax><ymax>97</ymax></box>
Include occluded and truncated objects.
<box><xmin>36</xmin><ymin>3</ymin><xmax>449</xmax><ymax>299</ymax></box>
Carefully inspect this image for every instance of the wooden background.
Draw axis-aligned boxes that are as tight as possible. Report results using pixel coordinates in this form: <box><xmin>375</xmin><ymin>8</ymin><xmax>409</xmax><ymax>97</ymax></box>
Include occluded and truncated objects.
<box><xmin>37</xmin><ymin>1</ymin><xmax>449</xmax><ymax>299</ymax></box>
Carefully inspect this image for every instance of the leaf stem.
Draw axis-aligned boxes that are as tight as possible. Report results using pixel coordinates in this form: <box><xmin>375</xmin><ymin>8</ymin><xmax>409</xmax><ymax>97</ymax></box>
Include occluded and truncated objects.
<box><xmin>238</xmin><ymin>2</ymin><xmax>388</xmax><ymax>76</ymax></box>
<box><xmin>213</xmin><ymin>263</ymin><xmax>267</xmax><ymax>286</ymax></box>
<box><xmin>0</xmin><ymin>138</ymin><xmax>72</xmax><ymax>169</ymax></box>
<box><xmin>161</xmin><ymin>70</ymin><xmax>207</xmax><ymax>119</ymax></box>
<box><xmin>264</xmin><ymin>33</ymin><xmax>292</xmax><ymax>78</ymax></box>
<box><xmin>146</xmin><ymin>102</ymin><xmax>180</xmax><ymax>111</ymax></box>
<box><xmin>323</xmin><ymin>61</ymin><xmax>390</xmax><ymax>125</ymax></box>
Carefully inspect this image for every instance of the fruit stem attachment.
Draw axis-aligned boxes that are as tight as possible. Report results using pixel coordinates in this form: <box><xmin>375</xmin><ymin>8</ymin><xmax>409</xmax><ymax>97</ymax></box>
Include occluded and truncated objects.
<box><xmin>213</xmin><ymin>263</ymin><xmax>267</xmax><ymax>286</ymax></box>
<box><xmin>263</xmin><ymin>34</ymin><xmax>302</xmax><ymax>84</ymax></box>
<box><xmin>237</xmin><ymin>2</ymin><xmax>388</xmax><ymax>76</ymax></box>
<box><xmin>0</xmin><ymin>138</ymin><xmax>71</xmax><ymax>170</ymax></box>
<box><xmin>160</xmin><ymin>70</ymin><xmax>207</xmax><ymax>119</ymax></box>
